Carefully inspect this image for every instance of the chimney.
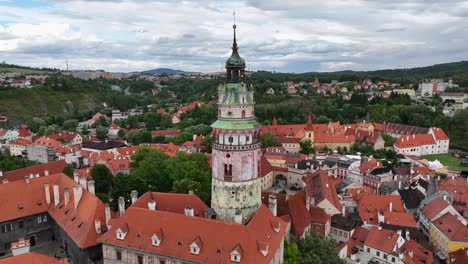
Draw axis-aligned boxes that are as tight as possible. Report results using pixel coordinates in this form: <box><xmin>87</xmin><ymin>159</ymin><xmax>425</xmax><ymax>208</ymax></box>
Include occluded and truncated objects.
<box><xmin>389</xmin><ymin>202</ymin><xmax>393</xmax><ymax>212</ymax></box>
<box><xmin>306</xmin><ymin>196</ymin><xmax>312</xmax><ymax>211</ymax></box>
<box><xmin>188</xmin><ymin>190</ymin><xmax>194</xmax><ymax>195</ymax></box>
<box><xmin>44</xmin><ymin>182</ymin><xmax>51</xmax><ymax>205</ymax></box>
<box><xmin>73</xmin><ymin>185</ymin><xmax>83</xmax><ymax>210</ymax></box>
<box><xmin>406</xmin><ymin>230</ymin><xmax>411</xmax><ymax>241</ymax></box>
<box><xmin>87</xmin><ymin>180</ymin><xmax>95</xmax><ymax>195</ymax></box>
<box><xmin>378</xmin><ymin>225</ymin><xmax>382</xmax><ymax>231</ymax></box>
<box><xmin>148</xmin><ymin>200</ymin><xmax>156</xmax><ymax>210</ymax></box>
<box><xmin>73</xmin><ymin>172</ymin><xmax>79</xmax><ymax>183</ymax></box>
<box><xmin>0</xmin><ymin>171</ymin><xmax>3</xmax><ymax>177</ymax></box>
<box><xmin>64</xmin><ymin>187</ymin><xmax>70</xmax><ymax>206</ymax></box>
<box><xmin>94</xmin><ymin>220</ymin><xmax>102</xmax><ymax>234</ymax></box>
<box><xmin>53</xmin><ymin>183</ymin><xmax>60</xmax><ymax>206</ymax></box>
<box><xmin>408</xmin><ymin>250</ymin><xmax>413</xmax><ymax>258</ymax></box>
<box><xmin>44</xmin><ymin>170</ymin><xmax>49</xmax><ymax>176</ymax></box>
<box><xmin>118</xmin><ymin>196</ymin><xmax>125</xmax><ymax>216</ymax></box>
<box><xmin>105</xmin><ymin>203</ymin><xmax>111</xmax><ymax>226</ymax></box>
<box><xmin>268</xmin><ymin>195</ymin><xmax>277</xmax><ymax>216</ymax></box>
<box><xmin>398</xmin><ymin>181</ymin><xmax>402</xmax><ymax>189</ymax></box>
<box><xmin>10</xmin><ymin>237</ymin><xmax>30</xmax><ymax>256</ymax></box>
<box><xmin>24</xmin><ymin>176</ymin><xmax>30</xmax><ymax>184</ymax></box>
<box><xmin>234</xmin><ymin>211</ymin><xmax>243</xmax><ymax>224</ymax></box>
<box><xmin>342</xmin><ymin>206</ymin><xmax>346</xmax><ymax>216</ymax></box>
<box><xmin>130</xmin><ymin>190</ymin><xmax>138</xmax><ymax>204</ymax></box>
<box><xmin>79</xmin><ymin>177</ymin><xmax>86</xmax><ymax>189</ymax></box>
<box><xmin>184</xmin><ymin>207</ymin><xmax>194</xmax><ymax>217</ymax></box>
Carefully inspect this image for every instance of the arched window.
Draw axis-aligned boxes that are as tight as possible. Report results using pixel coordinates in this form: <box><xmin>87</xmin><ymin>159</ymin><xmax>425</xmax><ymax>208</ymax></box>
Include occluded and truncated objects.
<box><xmin>242</xmin><ymin>97</ymin><xmax>245</xmax><ymax>103</ymax></box>
<box><xmin>241</xmin><ymin>110</ymin><xmax>246</xmax><ymax>118</ymax></box>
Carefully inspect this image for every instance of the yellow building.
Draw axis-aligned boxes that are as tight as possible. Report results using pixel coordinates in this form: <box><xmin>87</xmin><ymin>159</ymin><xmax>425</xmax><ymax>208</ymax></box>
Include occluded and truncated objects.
<box><xmin>428</xmin><ymin>212</ymin><xmax>468</xmax><ymax>259</ymax></box>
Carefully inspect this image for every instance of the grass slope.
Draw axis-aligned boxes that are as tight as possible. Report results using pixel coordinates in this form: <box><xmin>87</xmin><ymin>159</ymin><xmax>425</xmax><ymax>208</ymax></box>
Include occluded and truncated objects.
<box><xmin>423</xmin><ymin>154</ymin><xmax>464</xmax><ymax>172</ymax></box>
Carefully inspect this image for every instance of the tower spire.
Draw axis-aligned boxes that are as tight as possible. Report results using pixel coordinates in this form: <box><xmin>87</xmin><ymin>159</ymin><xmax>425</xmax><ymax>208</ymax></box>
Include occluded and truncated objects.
<box><xmin>232</xmin><ymin>12</ymin><xmax>238</xmax><ymax>50</ymax></box>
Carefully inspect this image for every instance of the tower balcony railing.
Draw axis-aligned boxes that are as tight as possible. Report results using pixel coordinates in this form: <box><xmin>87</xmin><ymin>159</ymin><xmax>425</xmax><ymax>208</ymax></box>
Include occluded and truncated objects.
<box><xmin>212</xmin><ymin>142</ymin><xmax>261</xmax><ymax>151</ymax></box>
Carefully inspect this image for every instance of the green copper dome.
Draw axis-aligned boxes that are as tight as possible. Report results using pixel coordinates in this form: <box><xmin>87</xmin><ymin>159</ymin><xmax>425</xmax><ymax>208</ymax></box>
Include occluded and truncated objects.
<box><xmin>226</xmin><ymin>50</ymin><xmax>245</xmax><ymax>67</ymax></box>
<box><xmin>226</xmin><ymin>24</ymin><xmax>246</xmax><ymax>68</ymax></box>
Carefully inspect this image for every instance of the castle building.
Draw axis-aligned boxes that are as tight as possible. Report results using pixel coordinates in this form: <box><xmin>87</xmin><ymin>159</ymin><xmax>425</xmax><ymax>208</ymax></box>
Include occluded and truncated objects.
<box><xmin>210</xmin><ymin>24</ymin><xmax>262</xmax><ymax>224</ymax></box>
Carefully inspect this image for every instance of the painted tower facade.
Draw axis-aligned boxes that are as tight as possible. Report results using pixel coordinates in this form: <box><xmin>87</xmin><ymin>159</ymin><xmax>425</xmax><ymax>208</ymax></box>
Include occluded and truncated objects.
<box><xmin>210</xmin><ymin>24</ymin><xmax>262</xmax><ymax>224</ymax></box>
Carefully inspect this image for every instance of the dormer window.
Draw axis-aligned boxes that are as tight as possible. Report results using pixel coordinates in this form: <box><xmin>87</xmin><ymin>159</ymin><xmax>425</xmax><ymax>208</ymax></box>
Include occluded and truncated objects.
<box><xmin>231</xmin><ymin>253</ymin><xmax>240</xmax><ymax>262</ymax></box>
<box><xmin>116</xmin><ymin>226</ymin><xmax>128</xmax><ymax>240</ymax></box>
<box><xmin>151</xmin><ymin>233</ymin><xmax>162</xmax><ymax>246</ymax></box>
<box><xmin>190</xmin><ymin>237</ymin><xmax>203</xmax><ymax>255</ymax></box>
<box><xmin>231</xmin><ymin>244</ymin><xmax>243</xmax><ymax>263</ymax></box>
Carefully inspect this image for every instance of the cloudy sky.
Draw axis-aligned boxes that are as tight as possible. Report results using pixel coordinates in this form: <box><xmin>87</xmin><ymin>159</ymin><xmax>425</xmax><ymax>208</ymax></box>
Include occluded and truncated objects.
<box><xmin>1</xmin><ymin>0</ymin><xmax>468</xmax><ymax>73</ymax></box>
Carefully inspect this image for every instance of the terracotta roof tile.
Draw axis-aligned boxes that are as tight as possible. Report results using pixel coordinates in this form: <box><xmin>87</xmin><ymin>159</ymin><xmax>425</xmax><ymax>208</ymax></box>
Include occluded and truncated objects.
<box><xmin>0</xmin><ymin>252</ymin><xmax>68</xmax><ymax>264</ymax></box>
<box><xmin>433</xmin><ymin>212</ymin><xmax>468</xmax><ymax>241</ymax></box>
<box><xmin>364</xmin><ymin>227</ymin><xmax>399</xmax><ymax>253</ymax></box>
<box><xmin>130</xmin><ymin>192</ymin><xmax>209</xmax><ymax>217</ymax></box>
<box><xmin>2</xmin><ymin>160</ymin><xmax>67</xmax><ymax>182</ymax></box>
<box><xmin>394</xmin><ymin>134</ymin><xmax>435</xmax><ymax>148</ymax></box>
<box><xmin>304</xmin><ymin>169</ymin><xmax>342</xmax><ymax>212</ymax></box>
<box><xmin>286</xmin><ymin>191</ymin><xmax>312</xmax><ymax>237</ymax></box>
<box><xmin>419</xmin><ymin>196</ymin><xmax>450</xmax><ymax>221</ymax></box>
<box><xmin>0</xmin><ymin>173</ymin><xmax>106</xmax><ymax>248</ymax></box>
<box><xmin>98</xmin><ymin>205</ymin><xmax>286</xmax><ymax>264</ymax></box>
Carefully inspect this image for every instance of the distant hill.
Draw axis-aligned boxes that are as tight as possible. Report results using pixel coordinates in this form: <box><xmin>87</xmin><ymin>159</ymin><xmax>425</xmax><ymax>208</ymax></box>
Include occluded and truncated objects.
<box><xmin>251</xmin><ymin>60</ymin><xmax>468</xmax><ymax>86</ymax></box>
<box><xmin>140</xmin><ymin>68</ymin><xmax>190</xmax><ymax>75</ymax></box>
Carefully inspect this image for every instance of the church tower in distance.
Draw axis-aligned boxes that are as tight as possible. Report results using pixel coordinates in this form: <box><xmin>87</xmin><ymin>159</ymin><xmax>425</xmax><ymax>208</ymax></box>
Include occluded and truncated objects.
<box><xmin>210</xmin><ymin>23</ymin><xmax>262</xmax><ymax>224</ymax></box>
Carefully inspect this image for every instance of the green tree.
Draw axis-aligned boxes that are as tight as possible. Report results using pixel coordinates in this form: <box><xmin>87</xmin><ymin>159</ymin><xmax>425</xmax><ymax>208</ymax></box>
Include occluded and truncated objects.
<box><xmin>297</xmin><ymin>234</ymin><xmax>344</xmax><ymax>264</ymax></box>
<box><xmin>27</xmin><ymin>117</ymin><xmax>46</xmax><ymax>133</ymax></box>
<box><xmin>261</xmin><ymin>132</ymin><xmax>281</xmax><ymax>148</ymax></box>
<box><xmin>300</xmin><ymin>139</ymin><xmax>315</xmax><ymax>155</ymax></box>
<box><xmin>132</xmin><ymin>148</ymin><xmax>171</xmax><ymax>192</ymax></box>
<box><xmin>91</xmin><ymin>164</ymin><xmax>114</xmax><ymax>194</ymax></box>
<box><xmin>117</xmin><ymin>129</ymin><xmax>125</xmax><ymax>139</ymax></box>
<box><xmin>111</xmin><ymin>173</ymin><xmax>148</xmax><ymax>205</ymax></box>
<box><xmin>62</xmin><ymin>163</ymin><xmax>75</xmax><ymax>178</ymax></box>
<box><xmin>96</xmin><ymin>126</ymin><xmax>109</xmax><ymax>140</ymax></box>
<box><xmin>63</xmin><ymin>119</ymin><xmax>78</xmax><ymax>131</ymax></box>
<box><xmin>381</xmin><ymin>133</ymin><xmax>397</xmax><ymax>147</ymax></box>
<box><xmin>284</xmin><ymin>240</ymin><xmax>300</xmax><ymax>264</ymax></box>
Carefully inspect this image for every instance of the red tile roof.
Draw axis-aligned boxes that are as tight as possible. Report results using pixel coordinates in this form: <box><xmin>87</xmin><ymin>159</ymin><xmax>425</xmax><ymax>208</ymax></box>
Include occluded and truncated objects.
<box><xmin>261</xmin><ymin>192</ymin><xmax>289</xmax><ymax>217</ymax></box>
<box><xmin>364</xmin><ymin>227</ymin><xmax>399</xmax><ymax>254</ymax></box>
<box><xmin>400</xmin><ymin>239</ymin><xmax>433</xmax><ymax>264</ymax></box>
<box><xmin>382</xmin><ymin>211</ymin><xmax>418</xmax><ymax>228</ymax></box>
<box><xmin>304</xmin><ymin>169</ymin><xmax>342</xmax><ymax>213</ymax></box>
<box><xmin>346</xmin><ymin>226</ymin><xmax>370</xmax><ymax>256</ymax></box>
<box><xmin>358</xmin><ymin>194</ymin><xmax>404</xmax><ymax>225</ymax></box>
<box><xmin>116</xmin><ymin>146</ymin><xmax>140</xmax><ymax>157</ymax></box>
<box><xmin>286</xmin><ymin>191</ymin><xmax>312</xmax><ymax>237</ymax></box>
<box><xmin>33</xmin><ymin>136</ymin><xmax>64</xmax><ymax>148</ymax></box>
<box><xmin>431</xmin><ymin>127</ymin><xmax>449</xmax><ymax>140</ymax></box>
<box><xmin>0</xmin><ymin>173</ymin><xmax>106</xmax><ymax>248</ymax></box>
<box><xmin>47</xmin><ymin>132</ymin><xmax>80</xmax><ymax>143</ymax></box>
<box><xmin>394</xmin><ymin>134</ymin><xmax>435</xmax><ymax>148</ymax></box>
<box><xmin>419</xmin><ymin>196</ymin><xmax>450</xmax><ymax>221</ymax></box>
<box><xmin>2</xmin><ymin>160</ymin><xmax>67</xmax><ymax>182</ymax></box>
<box><xmin>18</xmin><ymin>125</ymin><xmax>32</xmax><ymax>138</ymax></box>
<box><xmin>151</xmin><ymin>129</ymin><xmax>180</xmax><ymax>136</ymax></box>
<box><xmin>437</xmin><ymin>177</ymin><xmax>467</xmax><ymax>212</ymax></box>
<box><xmin>150</xmin><ymin>143</ymin><xmax>179</xmax><ymax>157</ymax></box>
<box><xmin>8</xmin><ymin>138</ymin><xmax>32</xmax><ymax>146</ymax></box>
<box><xmin>448</xmin><ymin>247</ymin><xmax>468</xmax><ymax>264</ymax></box>
<box><xmin>359</xmin><ymin>157</ymin><xmax>383</xmax><ymax>174</ymax></box>
<box><xmin>259</xmin><ymin>156</ymin><xmax>273</xmax><ymax>177</ymax></box>
<box><xmin>107</xmin><ymin>157</ymin><xmax>130</xmax><ymax>174</ymax></box>
<box><xmin>433</xmin><ymin>212</ymin><xmax>468</xmax><ymax>241</ymax></box>
<box><xmin>99</xmin><ymin>205</ymin><xmax>286</xmax><ymax>264</ymax></box>
<box><xmin>0</xmin><ymin>252</ymin><xmax>68</xmax><ymax>264</ymax></box>
<box><xmin>130</xmin><ymin>192</ymin><xmax>209</xmax><ymax>217</ymax></box>
<box><xmin>309</xmin><ymin>205</ymin><xmax>330</xmax><ymax>224</ymax></box>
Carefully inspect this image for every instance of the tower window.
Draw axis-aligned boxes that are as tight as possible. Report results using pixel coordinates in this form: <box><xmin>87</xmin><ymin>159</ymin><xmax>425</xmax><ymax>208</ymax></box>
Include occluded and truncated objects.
<box><xmin>229</xmin><ymin>136</ymin><xmax>233</xmax><ymax>143</ymax></box>
<box><xmin>241</xmin><ymin>110</ymin><xmax>246</xmax><ymax>118</ymax></box>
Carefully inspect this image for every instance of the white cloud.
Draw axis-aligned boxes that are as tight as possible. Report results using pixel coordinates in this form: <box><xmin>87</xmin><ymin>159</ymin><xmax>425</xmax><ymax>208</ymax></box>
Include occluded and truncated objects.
<box><xmin>0</xmin><ymin>0</ymin><xmax>467</xmax><ymax>72</ymax></box>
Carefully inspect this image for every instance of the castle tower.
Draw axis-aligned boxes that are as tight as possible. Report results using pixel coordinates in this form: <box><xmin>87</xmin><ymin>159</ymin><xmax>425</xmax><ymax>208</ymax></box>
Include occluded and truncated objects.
<box><xmin>210</xmin><ymin>24</ymin><xmax>262</xmax><ymax>224</ymax></box>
